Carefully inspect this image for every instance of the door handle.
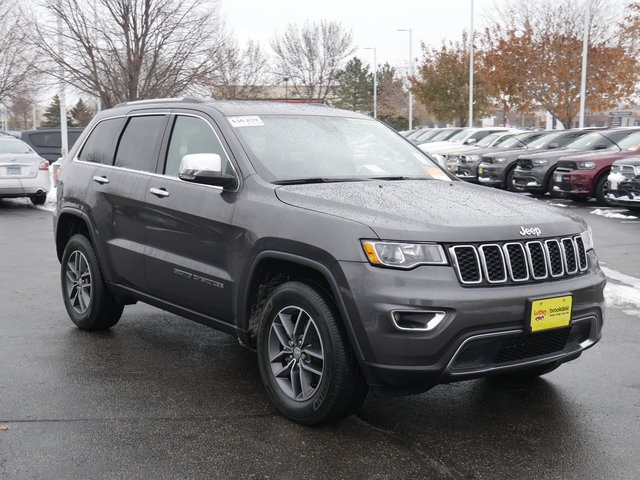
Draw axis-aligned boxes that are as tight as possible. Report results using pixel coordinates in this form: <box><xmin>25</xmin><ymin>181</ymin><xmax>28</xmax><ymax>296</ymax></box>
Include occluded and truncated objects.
<box><xmin>92</xmin><ymin>175</ymin><xmax>109</xmax><ymax>185</ymax></box>
<box><xmin>150</xmin><ymin>187</ymin><xmax>170</xmax><ymax>198</ymax></box>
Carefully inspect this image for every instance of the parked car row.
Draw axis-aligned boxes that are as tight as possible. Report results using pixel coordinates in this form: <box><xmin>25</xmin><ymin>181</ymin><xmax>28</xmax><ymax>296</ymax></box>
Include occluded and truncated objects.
<box><xmin>442</xmin><ymin>126</ymin><xmax>640</xmax><ymax>209</ymax></box>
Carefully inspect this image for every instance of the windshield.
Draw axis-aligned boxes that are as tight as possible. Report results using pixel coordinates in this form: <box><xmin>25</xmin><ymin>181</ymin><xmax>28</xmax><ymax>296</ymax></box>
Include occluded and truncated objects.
<box><xmin>229</xmin><ymin>115</ymin><xmax>450</xmax><ymax>183</ymax></box>
<box><xmin>565</xmin><ymin>132</ymin><xmax>618</xmax><ymax>150</ymax></box>
<box><xmin>428</xmin><ymin>129</ymin><xmax>460</xmax><ymax>142</ymax></box>
<box><xmin>0</xmin><ymin>140</ymin><xmax>33</xmax><ymax>154</ymax></box>
<box><xmin>413</xmin><ymin>129</ymin><xmax>440</xmax><ymax>143</ymax></box>
<box><xmin>499</xmin><ymin>132</ymin><xmax>536</xmax><ymax>149</ymax></box>
<box><xmin>448</xmin><ymin>129</ymin><xmax>475</xmax><ymax>143</ymax></box>
<box><xmin>477</xmin><ymin>133</ymin><xmax>508</xmax><ymax>148</ymax></box>
<box><xmin>617</xmin><ymin>131</ymin><xmax>640</xmax><ymax>150</ymax></box>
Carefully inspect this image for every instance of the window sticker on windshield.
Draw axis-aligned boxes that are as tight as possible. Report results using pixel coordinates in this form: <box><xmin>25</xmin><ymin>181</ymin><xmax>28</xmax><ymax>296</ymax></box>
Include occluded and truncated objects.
<box><xmin>423</xmin><ymin>166</ymin><xmax>450</xmax><ymax>180</ymax></box>
<box><xmin>228</xmin><ymin>116</ymin><xmax>264</xmax><ymax>128</ymax></box>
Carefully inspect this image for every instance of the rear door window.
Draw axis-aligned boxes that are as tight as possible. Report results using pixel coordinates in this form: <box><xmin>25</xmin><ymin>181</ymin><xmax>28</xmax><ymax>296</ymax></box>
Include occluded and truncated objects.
<box><xmin>78</xmin><ymin>118</ymin><xmax>125</xmax><ymax>165</ymax></box>
<box><xmin>114</xmin><ymin>115</ymin><xmax>168</xmax><ymax>172</ymax></box>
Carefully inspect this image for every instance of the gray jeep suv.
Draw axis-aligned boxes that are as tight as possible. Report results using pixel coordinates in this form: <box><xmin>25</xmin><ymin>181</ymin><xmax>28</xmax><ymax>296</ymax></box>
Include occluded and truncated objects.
<box><xmin>54</xmin><ymin>99</ymin><xmax>605</xmax><ymax>425</ymax></box>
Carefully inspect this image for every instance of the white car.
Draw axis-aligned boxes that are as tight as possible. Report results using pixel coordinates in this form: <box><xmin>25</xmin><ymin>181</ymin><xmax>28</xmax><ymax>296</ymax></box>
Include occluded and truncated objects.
<box><xmin>0</xmin><ymin>137</ymin><xmax>51</xmax><ymax>205</ymax></box>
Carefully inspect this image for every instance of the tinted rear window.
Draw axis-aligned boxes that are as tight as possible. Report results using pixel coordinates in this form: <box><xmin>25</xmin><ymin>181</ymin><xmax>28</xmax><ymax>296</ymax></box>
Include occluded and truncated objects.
<box><xmin>114</xmin><ymin>115</ymin><xmax>167</xmax><ymax>172</ymax></box>
<box><xmin>26</xmin><ymin>131</ymin><xmax>83</xmax><ymax>149</ymax></box>
<box><xmin>78</xmin><ymin>118</ymin><xmax>125</xmax><ymax>165</ymax></box>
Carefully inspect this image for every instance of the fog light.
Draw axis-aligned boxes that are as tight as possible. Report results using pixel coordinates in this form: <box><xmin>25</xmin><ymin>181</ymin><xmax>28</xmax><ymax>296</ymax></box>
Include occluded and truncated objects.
<box><xmin>391</xmin><ymin>310</ymin><xmax>446</xmax><ymax>332</ymax></box>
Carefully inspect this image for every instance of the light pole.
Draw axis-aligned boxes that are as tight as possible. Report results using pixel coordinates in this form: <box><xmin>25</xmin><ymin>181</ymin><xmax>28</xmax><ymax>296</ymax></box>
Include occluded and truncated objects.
<box><xmin>579</xmin><ymin>0</ymin><xmax>592</xmax><ymax>128</ymax></box>
<box><xmin>469</xmin><ymin>0</ymin><xmax>474</xmax><ymax>127</ymax></box>
<box><xmin>397</xmin><ymin>28</ymin><xmax>413</xmax><ymax>130</ymax></box>
<box><xmin>57</xmin><ymin>0</ymin><xmax>68</xmax><ymax>157</ymax></box>
<box><xmin>365</xmin><ymin>47</ymin><xmax>377</xmax><ymax>118</ymax></box>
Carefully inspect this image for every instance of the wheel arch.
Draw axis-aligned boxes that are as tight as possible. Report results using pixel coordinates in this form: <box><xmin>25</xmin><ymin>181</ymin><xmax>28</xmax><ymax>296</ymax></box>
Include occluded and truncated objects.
<box><xmin>239</xmin><ymin>251</ymin><xmax>364</xmax><ymax>360</ymax></box>
<box><xmin>55</xmin><ymin>209</ymin><xmax>94</xmax><ymax>262</ymax></box>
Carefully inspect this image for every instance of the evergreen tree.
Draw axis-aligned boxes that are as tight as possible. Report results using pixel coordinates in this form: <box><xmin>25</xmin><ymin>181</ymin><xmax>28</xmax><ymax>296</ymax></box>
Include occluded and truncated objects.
<box><xmin>333</xmin><ymin>57</ymin><xmax>373</xmax><ymax>113</ymax></box>
<box><xmin>71</xmin><ymin>98</ymin><xmax>94</xmax><ymax>127</ymax></box>
<box><xmin>42</xmin><ymin>95</ymin><xmax>77</xmax><ymax>127</ymax></box>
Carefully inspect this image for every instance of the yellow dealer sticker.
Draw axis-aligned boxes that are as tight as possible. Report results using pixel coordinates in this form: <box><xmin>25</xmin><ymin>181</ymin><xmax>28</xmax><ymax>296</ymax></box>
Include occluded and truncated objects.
<box><xmin>530</xmin><ymin>295</ymin><xmax>573</xmax><ymax>332</ymax></box>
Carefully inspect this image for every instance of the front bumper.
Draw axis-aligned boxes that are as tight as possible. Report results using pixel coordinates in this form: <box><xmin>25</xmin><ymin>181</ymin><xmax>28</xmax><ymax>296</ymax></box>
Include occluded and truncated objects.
<box><xmin>477</xmin><ymin>164</ymin><xmax>508</xmax><ymax>186</ymax></box>
<box><xmin>512</xmin><ymin>167</ymin><xmax>547</xmax><ymax>192</ymax></box>
<box><xmin>339</xmin><ymin>256</ymin><xmax>605</xmax><ymax>395</ymax></box>
<box><xmin>554</xmin><ymin>170</ymin><xmax>596</xmax><ymax>195</ymax></box>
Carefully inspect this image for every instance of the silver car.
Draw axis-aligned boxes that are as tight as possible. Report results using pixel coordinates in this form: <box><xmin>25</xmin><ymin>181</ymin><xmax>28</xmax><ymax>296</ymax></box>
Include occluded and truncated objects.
<box><xmin>0</xmin><ymin>137</ymin><xmax>51</xmax><ymax>205</ymax></box>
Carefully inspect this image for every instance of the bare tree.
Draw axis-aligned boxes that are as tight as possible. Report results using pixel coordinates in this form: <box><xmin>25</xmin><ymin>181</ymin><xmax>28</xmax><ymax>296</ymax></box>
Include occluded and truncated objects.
<box><xmin>271</xmin><ymin>20</ymin><xmax>355</xmax><ymax>102</ymax></box>
<box><xmin>0</xmin><ymin>1</ymin><xmax>38</xmax><ymax>109</ymax></box>
<box><xmin>27</xmin><ymin>0</ymin><xmax>234</xmax><ymax>108</ymax></box>
<box><xmin>212</xmin><ymin>40</ymin><xmax>269</xmax><ymax>100</ymax></box>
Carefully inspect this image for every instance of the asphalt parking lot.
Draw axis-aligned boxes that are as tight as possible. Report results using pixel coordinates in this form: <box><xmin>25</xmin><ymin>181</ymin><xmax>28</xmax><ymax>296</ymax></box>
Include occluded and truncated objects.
<box><xmin>1</xmin><ymin>197</ymin><xmax>639</xmax><ymax>479</ymax></box>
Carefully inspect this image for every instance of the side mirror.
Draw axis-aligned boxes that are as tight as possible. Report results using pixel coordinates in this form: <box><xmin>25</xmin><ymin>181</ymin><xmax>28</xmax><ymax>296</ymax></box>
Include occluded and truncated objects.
<box><xmin>548</xmin><ymin>143</ymin><xmax>560</xmax><ymax>149</ymax></box>
<box><xmin>465</xmin><ymin>138</ymin><xmax>477</xmax><ymax>145</ymax></box>
<box><xmin>594</xmin><ymin>144</ymin><xmax>608</xmax><ymax>150</ymax></box>
<box><xmin>179</xmin><ymin>153</ymin><xmax>237</xmax><ymax>189</ymax></box>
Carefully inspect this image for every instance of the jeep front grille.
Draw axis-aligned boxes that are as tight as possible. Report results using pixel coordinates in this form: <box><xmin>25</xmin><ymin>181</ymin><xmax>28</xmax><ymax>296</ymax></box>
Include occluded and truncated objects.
<box><xmin>449</xmin><ymin>236</ymin><xmax>588</xmax><ymax>286</ymax></box>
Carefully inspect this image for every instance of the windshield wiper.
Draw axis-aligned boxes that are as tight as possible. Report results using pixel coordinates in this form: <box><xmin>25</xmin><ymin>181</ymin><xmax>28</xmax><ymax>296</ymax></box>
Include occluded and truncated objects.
<box><xmin>273</xmin><ymin>177</ymin><xmax>367</xmax><ymax>185</ymax></box>
<box><xmin>368</xmin><ymin>175</ymin><xmax>434</xmax><ymax>181</ymax></box>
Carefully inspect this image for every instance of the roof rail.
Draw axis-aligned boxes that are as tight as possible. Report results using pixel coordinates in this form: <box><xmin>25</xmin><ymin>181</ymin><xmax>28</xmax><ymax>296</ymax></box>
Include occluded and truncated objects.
<box><xmin>114</xmin><ymin>97</ymin><xmax>205</xmax><ymax>108</ymax></box>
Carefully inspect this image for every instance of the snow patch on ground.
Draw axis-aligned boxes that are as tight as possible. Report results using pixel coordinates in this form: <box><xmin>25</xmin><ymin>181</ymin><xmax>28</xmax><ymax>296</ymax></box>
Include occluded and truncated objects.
<box><xmin>601</xmin><ymin>266</ymin><xmax>640</xmax><ymax>317</ymax></box>
<box><xmin>548</xmin><ymin>202</ymin><xmax>568</xmax><ymax>208</ymax></box>
<box><xmin>590</xmin><ymin>208</ymin><xmax>638</xmax><ymax>220</ymax></box>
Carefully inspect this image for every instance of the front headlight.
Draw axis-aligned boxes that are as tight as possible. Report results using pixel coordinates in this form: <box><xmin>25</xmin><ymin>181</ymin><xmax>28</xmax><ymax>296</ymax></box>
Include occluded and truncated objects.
<box><xmin>580</xmin><ymin>228</ymin><xmax>594</xmax><ymax>251</ymax></box>
<box><xmin>494</xmin><ymin>157</ymin><xmax>507</xmax><ymax>163</ymax></box>
<box><xmin>532</xmin><ymin>158</ymin><xmax>549</xmax><ymax>166</ymax></box>
<box><xmin>576</xmin><ymin>161</ymin><xmax>597</xmax><ymax>170</ymax></box>
<box><xmin>361</xmin><ymin>241</ymin><xmax>448</xmax><ymax>269</ymax></box>
<box><xmin>465</xmin><ymin>154</ymin><xmax>481</xmax><ymax>162</ymax></box>
<box><xmin>634</xmin><ymin>166</ymin><xmax>640</xmax><ymax>175</ymax></box>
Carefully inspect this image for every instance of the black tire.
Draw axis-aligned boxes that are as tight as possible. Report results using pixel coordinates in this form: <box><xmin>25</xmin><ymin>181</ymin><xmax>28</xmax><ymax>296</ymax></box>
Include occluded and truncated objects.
<box><xmin>487</xmin><ymin>362</ymin><xmax>559</xmax><ymax>384</ymax></box>
<box><xmin>546</xmin><ymin>170</ymin><xmax>562</xmax><ymax>198</ymax></box>
<box><xmin>30</xmin><ymin>194</ymin><xmax>47</xmax><ymax>205</ymax></box>
<box><xmin>60</xmin><ymin>234</ymin><xmax>123</xmax><ymax>330</ymax></box>
<box><xmin>257</xmin><ymin>281</ymin><xmax>367</xmax><ymax>425</ymax></box>
<box><xmin>504</xmin><ymin>168</ymin><xmax>516</xmax><ymax>191</ymax></box>
<box><xmin>594</xmin><ymin>174</ymin><xmax>611</xmax><ymax>205</ymax></box>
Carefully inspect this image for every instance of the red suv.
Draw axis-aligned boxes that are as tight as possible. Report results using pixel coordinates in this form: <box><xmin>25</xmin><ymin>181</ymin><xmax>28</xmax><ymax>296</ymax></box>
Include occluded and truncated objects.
<box><xmin>553</xmin><ymin>130</ymin><xmax>640</xmax><ymax>204</ymax></box>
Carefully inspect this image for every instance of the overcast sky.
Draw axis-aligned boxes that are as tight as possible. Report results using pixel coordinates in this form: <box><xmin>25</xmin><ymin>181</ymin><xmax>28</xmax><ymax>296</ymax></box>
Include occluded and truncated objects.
<box><xmin>219</xmin><ymin>0</ymin><xmax>507</xmax><ymax>69</ymax></box>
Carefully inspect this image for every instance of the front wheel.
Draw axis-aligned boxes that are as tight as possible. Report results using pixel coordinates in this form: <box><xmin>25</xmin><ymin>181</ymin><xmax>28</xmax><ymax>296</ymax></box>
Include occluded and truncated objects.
<box><xmin>257</xmin><ymin>281</ymin><xmax>367</xmax><ymax>425</ymax></box>
<box><xmin>61</xmin><ymin>234</ymin><xmax>123</xmax><ymax>330</ymax></box>
<box><xmin>594</xmin><ymin>174</ymin><xmax>611</xmax><ymax>205</ymax></box>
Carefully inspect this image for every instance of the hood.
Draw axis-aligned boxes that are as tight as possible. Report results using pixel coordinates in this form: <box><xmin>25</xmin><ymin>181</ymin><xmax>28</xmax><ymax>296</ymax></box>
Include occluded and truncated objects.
<box><xmin>275</xmin><ymin>180</ymin><xmax>584</xmax><ymax>243</ymax></box>
<box><xmin>559</xmin><ymin>149</ymin><xmax>637</xmax><ymax>162</ymax></box>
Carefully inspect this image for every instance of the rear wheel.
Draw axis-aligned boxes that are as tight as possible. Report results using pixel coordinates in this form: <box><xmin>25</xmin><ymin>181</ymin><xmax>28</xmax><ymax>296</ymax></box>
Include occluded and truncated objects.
<box><xmin>257</xmin><ymin>281</ymin><xmax>367</xmax><ymax>425</ymax></box>
<box><xmin>61</xmin><ymin>234</ymin><xmax>123</xmax><ymax>330</ymax></box>
<box><xmin>30</xmin><ymin>194</ymin><xmax>46</xmax><ymax>205</ymax></box>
